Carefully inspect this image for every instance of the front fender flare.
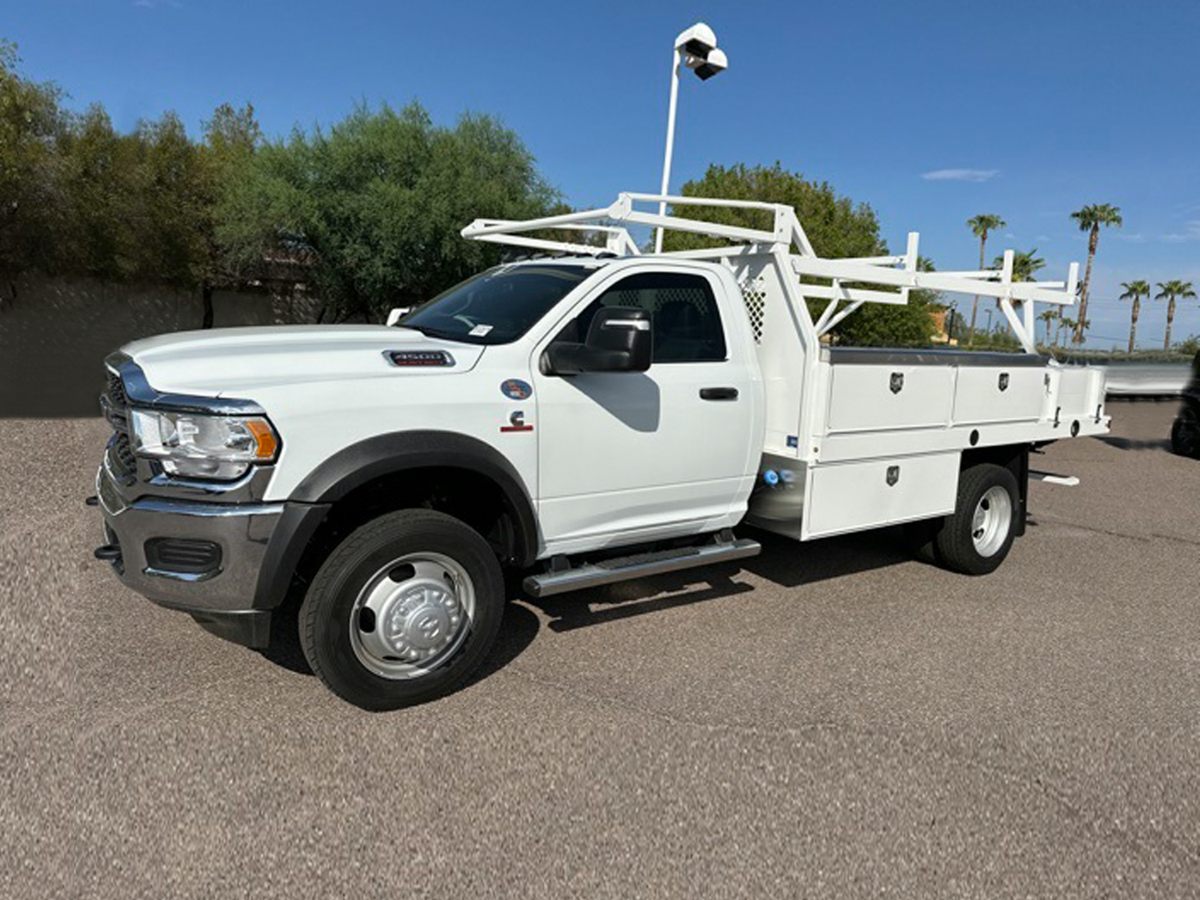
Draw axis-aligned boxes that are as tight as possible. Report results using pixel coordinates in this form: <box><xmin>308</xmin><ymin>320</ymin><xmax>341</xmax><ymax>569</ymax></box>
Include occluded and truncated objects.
<box><xmin>253</xmin><ymin>431</ymin><xmax>539</xmax><ymax>610</ymax></box>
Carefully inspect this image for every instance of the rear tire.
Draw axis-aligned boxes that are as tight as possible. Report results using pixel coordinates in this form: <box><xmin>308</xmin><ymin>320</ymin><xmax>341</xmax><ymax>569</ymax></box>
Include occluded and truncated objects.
<box><xmin>300</xmin><ymin>509</ymin><xmax>505</xmax><ymax>711</ymax></box>
<box><xmin>934</xmin><ymin>463</ymin><xmax>1019</xmax><ymax>576</ymax></box>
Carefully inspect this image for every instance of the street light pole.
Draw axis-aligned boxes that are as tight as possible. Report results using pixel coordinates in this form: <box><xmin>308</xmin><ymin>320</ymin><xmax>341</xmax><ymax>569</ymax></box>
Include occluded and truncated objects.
<box><xmin>654</xmin><ymin>50</ymin><xmax>682</xmax><ymax>254</ymax></box>
<box><xmin>653</xmin><ymin>22</ymin><xmax>727</xmax><ymax>255</ymax></box>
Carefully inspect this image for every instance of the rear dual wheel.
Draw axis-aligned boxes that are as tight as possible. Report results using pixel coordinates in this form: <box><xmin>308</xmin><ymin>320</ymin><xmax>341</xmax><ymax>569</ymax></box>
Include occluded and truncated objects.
<box><xmin>905</xmin><ymin>463</ymin><xmax>1020</xmax><ymax>576</ymax></box>
<box><xmin>300</xmin><ymin>509</ymin><xmax>505</xmax><ymax>711</ymax></box>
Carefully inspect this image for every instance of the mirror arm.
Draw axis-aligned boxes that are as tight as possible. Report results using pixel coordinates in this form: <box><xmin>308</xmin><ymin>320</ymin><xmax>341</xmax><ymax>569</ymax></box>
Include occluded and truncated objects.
<box><xmin>543</xmin><ymin>343</ymin><xmax>587</xmax><ymax>376</ymax></box>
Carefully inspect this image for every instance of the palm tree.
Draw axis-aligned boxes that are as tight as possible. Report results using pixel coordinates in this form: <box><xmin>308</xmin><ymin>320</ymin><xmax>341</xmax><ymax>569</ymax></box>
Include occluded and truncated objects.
<box><xmin>1070</xmin><ymin>203</ymin><xmax>1123</xmax><ymax>343</ymax></box>
<box><xmin>996</xmin><ymin>248</ymin><xmax>1046</xmax><ymax>284</ymax></box>
<box><xmin>1118</xmin><ymin>279</ymin><xmax>1150</xmax><ymax>353</ymax></box>
<box><xmin>1059</xmin><ymin>317</ymin><xmax>1077</xmax><ymax>346</ymax></box>
<box><xmin>966</xmin><ymin>213</ymin><xmax>1005</xmax><ymax>346</ymax></box>
<box><xmin>1155</xmin><ymin>280</ymin><xmax>1197</xmax><ymax>350</ymax></box>
<box><xmin>1038</xmin><ymin>308</ymin><xmax>1058</xmax><ymax>347</ymax></box>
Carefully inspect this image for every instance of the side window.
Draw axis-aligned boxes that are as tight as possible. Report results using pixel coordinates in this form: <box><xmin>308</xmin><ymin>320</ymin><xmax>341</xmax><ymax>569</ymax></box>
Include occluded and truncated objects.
<box><xmin>574</xmin><ymin>272</ymin><xmax>727</xmax><ymax>363</ymax></box>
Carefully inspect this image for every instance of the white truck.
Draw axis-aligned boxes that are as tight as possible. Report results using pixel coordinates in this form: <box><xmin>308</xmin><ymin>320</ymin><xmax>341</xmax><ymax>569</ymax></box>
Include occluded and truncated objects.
<box><xmin>92</xmin><ymin>192</ymin><xmax>1109</xmax><ymax>709</ymax></box>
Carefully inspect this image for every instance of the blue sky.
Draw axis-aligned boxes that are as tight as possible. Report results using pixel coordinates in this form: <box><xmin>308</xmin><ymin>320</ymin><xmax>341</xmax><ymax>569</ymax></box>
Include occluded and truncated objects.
<box><xmin>8</xmin><ymin>0</ymin><xmax>1199</xmax><ymax>348</ymax></box>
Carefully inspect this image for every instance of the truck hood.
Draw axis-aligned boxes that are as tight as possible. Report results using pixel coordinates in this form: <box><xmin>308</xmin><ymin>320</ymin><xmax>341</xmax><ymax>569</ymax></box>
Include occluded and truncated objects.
<box><xmin>120</xmin><ymin>325</ymin><xmax>485</xmax><ymax>398</ymax></box>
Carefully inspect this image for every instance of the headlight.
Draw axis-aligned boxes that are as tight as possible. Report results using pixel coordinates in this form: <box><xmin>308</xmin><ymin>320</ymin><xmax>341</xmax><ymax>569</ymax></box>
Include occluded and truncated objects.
<box><xmin>130</xmin><ymin>409</ymin><xmax>280</xmax><ymax>480</ymax></box>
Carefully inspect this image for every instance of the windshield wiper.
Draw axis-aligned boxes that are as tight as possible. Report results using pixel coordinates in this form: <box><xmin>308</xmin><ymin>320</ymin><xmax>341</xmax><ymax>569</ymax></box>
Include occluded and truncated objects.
<box><xmin>402</xmin><ymin>324</ymin><xmax>469</xmax><ymax>342</ymax></box>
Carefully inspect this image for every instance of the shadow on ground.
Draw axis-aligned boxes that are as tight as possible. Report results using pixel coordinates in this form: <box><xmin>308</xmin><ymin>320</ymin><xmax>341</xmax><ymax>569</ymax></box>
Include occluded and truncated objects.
<box><xmin>254</xmin><ymin>527</ymin><xmax>913</xmax><ymax>679</ymax></box>
<box><xmin>522</xmin><ymin>527</ymin><xmax>914</xmax><ymax>633</ymax></box>
<box><xmin>1095</xmin><ymin>435</ymin><xmax>1173</xmax><ymax>452</ymax></box>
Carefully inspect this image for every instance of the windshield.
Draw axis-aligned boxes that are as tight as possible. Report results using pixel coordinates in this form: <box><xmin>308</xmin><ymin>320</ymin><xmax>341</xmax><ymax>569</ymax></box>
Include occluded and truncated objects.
<box><xmin>398</xmin><ymin>265</ymin><xmax>594</xmax><ymax>345</ymax></box>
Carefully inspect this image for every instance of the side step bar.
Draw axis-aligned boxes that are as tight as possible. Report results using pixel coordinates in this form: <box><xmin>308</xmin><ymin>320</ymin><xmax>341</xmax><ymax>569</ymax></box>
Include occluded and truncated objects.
<box><xmin>523</xmin><ymin>537</ymin><xmax>761</xmax><ymax>599</ymax></box>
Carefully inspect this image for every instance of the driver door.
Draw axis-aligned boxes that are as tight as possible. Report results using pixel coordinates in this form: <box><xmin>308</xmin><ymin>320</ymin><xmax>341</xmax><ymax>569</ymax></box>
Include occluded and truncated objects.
<box><xmin>532</xmin><ymin>266</ymin><xmax>757</xmax><ymax>554</ymax></box>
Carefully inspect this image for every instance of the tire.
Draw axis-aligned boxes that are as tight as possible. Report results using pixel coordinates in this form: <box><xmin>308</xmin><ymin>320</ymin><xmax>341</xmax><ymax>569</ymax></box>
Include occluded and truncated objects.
<box><xmin>934</xmin><ymin>463</ymin><xmax>1020</xmax><ymax>576</ymax></box>
<box><xmin>300</xmin><ymin>509</ymin><xmax>505</xmax><ymax>711</ymax></box>
<box><xmin>1171</xmin><ymin>405</ymin><xmax>1200</xmax><ymax>458</ymax></box>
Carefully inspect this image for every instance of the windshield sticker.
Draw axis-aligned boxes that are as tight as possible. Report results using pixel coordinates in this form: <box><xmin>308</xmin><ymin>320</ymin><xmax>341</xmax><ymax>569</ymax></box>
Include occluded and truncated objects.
<box><xmin>469</xmin><ymin>324</ymin><xmax>494</xmax><ymax>336</ymax></box>
<box><xmin>500</xmin><ymin>379</ymin><xmax>533</xmax><ymax>401</ymax></box>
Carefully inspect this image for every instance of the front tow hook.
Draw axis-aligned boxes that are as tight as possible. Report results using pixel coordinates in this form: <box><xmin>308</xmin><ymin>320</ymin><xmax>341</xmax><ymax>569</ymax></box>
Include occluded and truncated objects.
<box><xmin>84</xmin><ymin>495</ymin><xmax>99</xmax><ymax>507</ymax></box>
<box><xmin>94</xmin><ymin>544</ymin><xmax>122</xmax><ymax>562</ymax></box>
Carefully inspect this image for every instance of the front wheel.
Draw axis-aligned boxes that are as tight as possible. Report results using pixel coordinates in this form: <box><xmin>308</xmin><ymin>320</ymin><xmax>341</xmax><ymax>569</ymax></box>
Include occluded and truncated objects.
<box><xmin>300</xmin><ymin>509</ymin><xmax>505</xmax><ymax>710</ymax></box>
<box><xmin>934</xmin><ymin>463</ymin><xmax>1020</xmax><ymax>576</ymax></box>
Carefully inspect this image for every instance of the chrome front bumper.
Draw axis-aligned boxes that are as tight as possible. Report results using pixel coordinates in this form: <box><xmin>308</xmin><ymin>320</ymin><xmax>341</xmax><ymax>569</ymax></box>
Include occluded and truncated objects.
<box><xmin>96</xmin><ymin>464</ymin><xmax>285</xmax><ymax>645</ymax></box>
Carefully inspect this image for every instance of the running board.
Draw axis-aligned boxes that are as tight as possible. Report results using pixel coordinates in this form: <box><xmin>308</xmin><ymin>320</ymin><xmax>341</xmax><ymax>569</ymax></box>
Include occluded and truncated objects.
<box><xmin>523</xmin><ymin>538</ymin><xmax>761</xmax><ymax>599</ymax></box>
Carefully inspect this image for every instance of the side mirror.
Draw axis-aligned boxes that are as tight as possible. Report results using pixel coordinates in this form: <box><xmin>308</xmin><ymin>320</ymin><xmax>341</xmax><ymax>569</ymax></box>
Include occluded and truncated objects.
<box><xmin>386</xmin><ymin>307</ymin><xmax>412</xmax><ymax>327</ymax></box>
<box><xmin>544</xmin><ymin>307</ymin><xmax>652</xmax><ymax>375</ymax></box>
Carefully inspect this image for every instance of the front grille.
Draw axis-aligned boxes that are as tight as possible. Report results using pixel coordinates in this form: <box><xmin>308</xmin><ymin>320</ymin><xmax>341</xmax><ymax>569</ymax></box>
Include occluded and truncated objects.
<box><xmin>106</xmin><ymin>370</ymin><xmax>128</xmax><ymax>408</ymax></box>
<box><xmin>109</xmin><ymin>432</ymin><xmax>137</xmax><ymax>480</ymax></box>
<box><xmin>103</xmin><ymin>368</ymin><xmax>138</xmax><ymax>482</ymax></box>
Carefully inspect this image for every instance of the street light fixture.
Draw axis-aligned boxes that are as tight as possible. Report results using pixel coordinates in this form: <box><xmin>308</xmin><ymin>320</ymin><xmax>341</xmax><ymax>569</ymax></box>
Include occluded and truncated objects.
<box><xmin>654</xmin><ymin>22</ymin><xmax>728</xmax><ymax>253</ymax></box>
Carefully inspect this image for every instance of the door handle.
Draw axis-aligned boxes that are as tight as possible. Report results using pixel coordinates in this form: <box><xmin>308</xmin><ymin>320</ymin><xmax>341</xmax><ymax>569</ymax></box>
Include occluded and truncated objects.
<box><xmin>699</xmin><ymin>387</ymin><xmax>739</xmax><ymax>401</ymax></box>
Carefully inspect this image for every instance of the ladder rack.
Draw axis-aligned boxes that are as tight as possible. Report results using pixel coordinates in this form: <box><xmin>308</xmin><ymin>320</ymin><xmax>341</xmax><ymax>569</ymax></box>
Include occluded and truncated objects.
<box><xmin>461</xmin><ymin>192</ymin><xmax>1079</xmax><ymax>354</ymax></box>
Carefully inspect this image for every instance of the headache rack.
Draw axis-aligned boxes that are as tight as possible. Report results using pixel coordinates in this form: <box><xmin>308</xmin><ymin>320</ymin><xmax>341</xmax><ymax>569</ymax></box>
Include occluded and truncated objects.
<box><xmin>461</xmin><ymin>191</ymin><xmax>1080</xmax><ymax>355</ymax></box>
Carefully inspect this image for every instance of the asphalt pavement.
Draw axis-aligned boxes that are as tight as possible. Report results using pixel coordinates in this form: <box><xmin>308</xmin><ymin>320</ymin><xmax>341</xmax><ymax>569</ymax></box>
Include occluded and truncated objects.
<box><xmin>2</xmin><ymin>400</ymin><xmax>1198</xmax><ymax>898</ymax></box>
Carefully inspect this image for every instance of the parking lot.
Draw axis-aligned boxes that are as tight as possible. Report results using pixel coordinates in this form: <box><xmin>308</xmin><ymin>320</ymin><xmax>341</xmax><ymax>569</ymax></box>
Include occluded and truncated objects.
<box><xmin>2</xmin><ymin>400</ymin><xmax>1198</xmax><ymax>898</ymax></box>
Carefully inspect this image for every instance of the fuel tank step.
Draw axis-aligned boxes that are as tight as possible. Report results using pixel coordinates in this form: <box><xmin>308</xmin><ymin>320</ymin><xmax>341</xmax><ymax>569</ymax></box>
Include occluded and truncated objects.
<box><xmin>522</xmin><ymin>536</ymin><xmax>761</xmax><ymax>599</ymax></box>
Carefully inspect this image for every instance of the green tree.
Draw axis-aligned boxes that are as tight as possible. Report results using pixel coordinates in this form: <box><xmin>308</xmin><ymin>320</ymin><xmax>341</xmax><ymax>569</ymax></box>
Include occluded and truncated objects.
<box><xmin>665</xmin><ymin>163</ymin><xmax>936</xmax><ymax>346</ymax></box>
<box><xmin>1059</xmin><ymin>317</ymin><xmax>1077</xmax><ymax>345</ymax></box>
<box><xmin>1070</xmin><ymin>203</ymin><xmax>1122</xmax><ymax>343</ymax></box>
<box><xmin>217</xmin><ymin>102</ymin><xmax>557</xmax><ymax>321</ymax></box>
<box><xmin>1037</xmin><ymin>307</ymin><xmax>1057</xmax><ymax>346</ymax></box>
<box><xmin>965</xmin><ymin>213</ymin><xmax>1005</xmax><ymax>346</ymax></box>
<box><xmin>0</xmin><ymin>40</ymin><xmax>68</xmax><ymax>280</ymax></box>
<box><xmin>1155</xmin><ymin>280</ymin><xmax>1197</xmax><ymax>350</ymax></box>
<box><xmin>835</xmin><ymin>255</ymin><xmax>940</xmax><ymax>348</ymax></box>
<box><xmin>130</xmin><ymin>112</ymin><xmax>207</xmax><ymax>290</ymax></box>
<box><xmin>197</xmin><ymin>102</ymin><xmax>261</xmax><ymax>326</ymax></box>
<box><xmin>57</xmin><ymin>104</ymin><xmax>143</xmax><ymax>280</ymax></box>
<box><xmin>1118</xmin><ymin>279</ymin><xmax>1150</xmax><ymax>353</ymax></box>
